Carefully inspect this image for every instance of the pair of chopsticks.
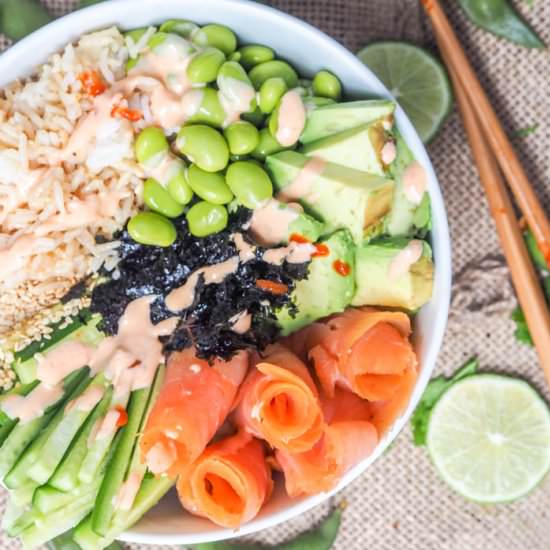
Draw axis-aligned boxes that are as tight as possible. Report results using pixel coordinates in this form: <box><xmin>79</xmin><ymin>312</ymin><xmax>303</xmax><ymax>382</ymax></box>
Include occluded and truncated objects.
<box><xmin>420</xmin><ymin>0</ymin><xmax>550</xmax><ymax>386</ymax></box>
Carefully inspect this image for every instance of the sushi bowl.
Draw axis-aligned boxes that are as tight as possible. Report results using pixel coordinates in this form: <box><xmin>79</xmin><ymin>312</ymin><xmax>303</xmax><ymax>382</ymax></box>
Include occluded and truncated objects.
<box><xmin>0</xmin><ymin>0</ymin><xmax>451</xmax><ymax>545</ymax></box>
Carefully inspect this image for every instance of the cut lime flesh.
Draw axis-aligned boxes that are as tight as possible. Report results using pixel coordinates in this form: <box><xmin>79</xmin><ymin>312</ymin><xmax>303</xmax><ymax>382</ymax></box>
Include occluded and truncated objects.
<box><xmin>357</xmin><ymin>42</ymin><xmax>452</xmax><ymax>143</ymax></box>
<box><xmin>426</xmin><ymin>374</ymin><xmax>550</xmax><ymax>503</ymax></box>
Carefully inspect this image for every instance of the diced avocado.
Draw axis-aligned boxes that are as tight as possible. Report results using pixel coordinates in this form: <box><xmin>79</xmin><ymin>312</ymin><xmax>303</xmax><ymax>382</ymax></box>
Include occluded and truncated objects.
<box><xmin>300</xmin><ymin>99</ymin><xmax>395</xmax><ymax>144</ymax></box>
<box><xmin>352</xmin><ymin>238</ymin><xmax>434</xmax><ymax>311</ymax></box>
<box><xmin>267</xmin><ymin>151</ymin><xmax>394</xmax><ymax>244</ymax></box>
<box><xmin>301</xmin><ymin>121</ymin><xmax>386</xmax><ymax>176</ymax></box>
<box><xmin>385</xmin><ymin>132</ymin><xmax>431</xmax><ymax>237</ymax></box>
<box><xmin>277</xmin><ymin>230</ymin><xmax>355</xmax><ymax>335</ymax></box>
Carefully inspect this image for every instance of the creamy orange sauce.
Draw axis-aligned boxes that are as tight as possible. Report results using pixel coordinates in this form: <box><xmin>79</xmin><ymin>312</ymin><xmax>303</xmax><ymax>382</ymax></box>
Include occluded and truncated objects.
<box><xmin>232</xmin><ymin>233</ymin><xmax>256</xmax><ymax>263</ymax></box>
<box><xmin>276</xmin><ymin>157</ymin><xmax>326</xmax><ymax>204</ymax></box>
<box><xmin>249</xmin><ymin>199</ymin><xmax>300</xmax><ymax>246</ymax></box>
<box><xmin>146</xmin><ymin>440</ymin><xmax>177</xmax><ymax>475</ymax></box>
<box><xmin>1</xmin><ymin>384</ymin><xmax>63</xmax><ymax>423</ymax></box>
<box><xmin>165</xmin><ymin>257</ymin><xmax>240</xmax><ymax>312</ymax></box>
<box><xmin>229</xmin><ymin>311</ymin><xmax>253</xmax><ymax>334</ymax></box>
<box><xmin>402</xmin><ymin>161</ymin><xmax>427</xmax><ymax>205</ymax></box>
<box><xmin>275</xmin><ymin>90</ymin><xmax>306</xmax><ymax>146</ymax></box>
<box><xmin>381</xmin><ymin>141</ymin><xmax>397</xmax><ymax>165</ymax></box>
<box><xmin>65</xmin><ymin>384</ymin><xmax>104</xmax><ymax>414</ymax></box>
<box><xmin>95</xmin><ymin>408</ymin><xmax>121</xmax><ymax>441</ymax></box>
<box><xmin>388</xmin><ymin>240</ymin><xmax>423</xmax><ymax>280</ymax></box>
<box><xmin>262</xmin><ymin>241</ymin><xmax>316</xmax><ymax>266</ymax></box>
<box><xmin>218</xmin><ymin>77</ymin><xmax>256</xmax><ymax>127</ymax></box>
<box><xmin>37</xmin><ymin>340</ymin><xmax>94</xmax><ymax>387</ymax></box>
<box><xmin>150</xmin><ymin>86</ymin><xmax>203</xmax><ymax>128</ymax></box>
<box><xmin>116</xmin><ymin>470</ymin><xmax>145</xmax><ymax>511</ymax></box>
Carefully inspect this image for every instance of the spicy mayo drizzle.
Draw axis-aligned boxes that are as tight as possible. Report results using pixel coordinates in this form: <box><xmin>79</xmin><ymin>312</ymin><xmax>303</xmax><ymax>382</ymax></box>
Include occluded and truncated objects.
<box><xmin>388</xmin><ymin>240</ymin><xmax>423</xmax><ymax>280</ymax></box>
<box><xmin>276</xmin><ymin>157</ymin><xmax>326</xmax><ymax>204</ymax></box>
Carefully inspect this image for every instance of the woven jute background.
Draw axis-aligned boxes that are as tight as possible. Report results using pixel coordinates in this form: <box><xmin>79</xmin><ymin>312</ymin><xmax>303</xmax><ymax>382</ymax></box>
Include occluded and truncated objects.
<box><xmin>1</xmin><ymin>1</ymin><xmax>549</xmax><ymax>548</ymax></box>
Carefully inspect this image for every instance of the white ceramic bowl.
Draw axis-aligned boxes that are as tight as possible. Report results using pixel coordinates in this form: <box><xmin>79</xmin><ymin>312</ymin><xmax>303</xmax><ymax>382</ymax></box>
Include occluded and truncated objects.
<box><xmin>0</xmin><ymin>0</ymin><xmax>452</xmax><ymax>544</ymax></box>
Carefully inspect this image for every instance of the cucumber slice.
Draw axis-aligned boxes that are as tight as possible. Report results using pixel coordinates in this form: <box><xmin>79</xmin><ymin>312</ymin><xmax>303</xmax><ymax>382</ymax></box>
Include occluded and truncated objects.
<box><xmin>74</xmin><ymin>475</ymin><xmax>174</xmax><ymax>550</ymax></box>
<box><xmin>0</xmin><ymin>382</ymin><xmax>40</xmax><ymax>446</ymax></box>
<box><xmin>91</xmin><ymin>383</ymin><xmax>153</xmax><ymax>536</ymax></box>
<box><xmin>0</xmin><ymin>368</ymin><xmax>89</xmax><ymax>480</ymax></box>
<box><xmin>49</xmin><ymin>386</ymin><xmax>113</xmax><ymax>492</ymax></box>
<box><xmin>78</xmin><ymin>391</ymin><xmax>130</xmax><ymax>485</ymax></box>
<box><xmin>27</xmin><ymin>375</ymin><xmax>108</xmax><ymax>485</ymax></box>
<box><xmin>4</xmin><ymin>372</ymin><xmax>92</xmax><ymax>489</ymax></box>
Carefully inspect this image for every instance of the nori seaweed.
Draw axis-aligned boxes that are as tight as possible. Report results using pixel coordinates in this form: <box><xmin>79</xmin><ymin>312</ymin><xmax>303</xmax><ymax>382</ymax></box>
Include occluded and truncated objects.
<box><xmin>90</xmin><ymin>208</ymin><xmax>308</xmax><ymax>360</ymax></box>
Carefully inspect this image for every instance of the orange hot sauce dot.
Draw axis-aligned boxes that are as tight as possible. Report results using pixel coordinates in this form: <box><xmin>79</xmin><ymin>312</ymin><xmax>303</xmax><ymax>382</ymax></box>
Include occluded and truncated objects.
<box><xmin>333</xmin><ymin>260</ymin><xmax>351</xmax><ymax>276</ymax></box>
<box><xmin>313</xmin><ymin>243</ymin><xmax>330</xmax><ymax>258</ymax></box>
<box><xmin>111</xmin><ymin>105</ymin><xmax>143</xmax><ymax>121</ymax></box>
<box><xmin>256</xmin><ymin>279</ymin><xmax>289</xmax><ymax>295</ymax></box>
<box><xmin>78</xmin><ymin>71</ymin><xmax>107</xmax><ymax>97</ymax></box>
<box><xmin>289</xmin><ymin>233</ymin><xmax>310</xmax><ymax>244</ymax></box>
<box><xmin>115</xmin><ymin>405</ymin><xmax>129</xmax><ymax>428</ymax></box>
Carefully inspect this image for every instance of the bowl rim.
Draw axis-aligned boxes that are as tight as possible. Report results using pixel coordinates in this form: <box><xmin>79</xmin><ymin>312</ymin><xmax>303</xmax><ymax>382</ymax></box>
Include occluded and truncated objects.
<box><xmin>1</xmin><ymin>0</ymin><xmax>452</xmax><ymax>544</ymax></box>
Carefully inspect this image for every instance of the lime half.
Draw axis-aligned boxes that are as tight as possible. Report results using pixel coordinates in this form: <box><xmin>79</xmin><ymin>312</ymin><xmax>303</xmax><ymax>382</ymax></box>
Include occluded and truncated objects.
<box><xmin>426</xmin><ymin>374</ymin><xmax>550</xmax><ymax>503</ymax></box>
<box><xmin>357</xmin><ymin>42</ymin><xmax>452</xmax><ymax>143</ymax></box>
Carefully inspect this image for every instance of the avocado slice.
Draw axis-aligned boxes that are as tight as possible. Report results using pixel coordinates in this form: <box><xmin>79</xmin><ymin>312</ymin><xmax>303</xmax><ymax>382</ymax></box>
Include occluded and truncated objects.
<box><xmin>301</xmin><ymin>121</ymin><xmax>387</xmax><ymax>176</ymax></box>
<box><xmin>352</xmin><ymin>237</ymin><xmax>434</xmax><ymax>311</ymax></box>
<box><xmin>277</xmin><ymin>229</ymin><xmax>355</xmax><ymax>335</ymax></box>
<box><xmin>266</xmin><ymin>151</ymin><xmax>394</xmax><ymax>244</ymax></box>
<box><xmin>300</xmin><ymin>99</ymin><xmax>395</xmax><ymax>144</ymax></box>
<box><xmin>385</xmin><ymin>131</ymin><xmax>431</xmax><ymax>237</ymax></box>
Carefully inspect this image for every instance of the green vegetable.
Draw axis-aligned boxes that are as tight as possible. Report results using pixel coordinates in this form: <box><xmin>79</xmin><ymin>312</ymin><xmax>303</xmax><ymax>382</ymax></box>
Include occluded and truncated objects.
<box><xmin>188</xmin><ymin>87</ymin><xmax>227</xmax><ymax>128</ymax></box>
<box><xmin>224</xmin><ymin>121</ymin><xmax>260</xmax><ymax>155</ymax></box>
<box><xmin>226</xmin><ymin>161</ymin><xmax>273</xmax><ymax>209</ymax></box>
<box><xmin>524</xmin><ymin>228</ymin><xmax>549</xmax><ymax>272</ymax></box>
<box><xmin>159</xmin><ymin>19</ymin><xmax>199</xmax><ymax>38</ymax></box>
<box><xmin>143</xmin><ymin>178</ymin><xmax>186</xmax><ymax>218</ymax></box>
<box><xmin>135</xmin><ymin>127</ymin><xmax>168</xmax><ymax>166</ymax></box>
<box><xmin>0</xmin><ymin>0</ymin><xmax>53</xmax><ymax>41</ymax></box>
<box><xmin>458</xmin><ymin>0</ymin><xmax>544</xmax><ymax>49</ymax></box>
<box><xmin>177</xmin><ymin>124</ymin><xmax>230</xmax><ymax>172</ymax></box>
<box><xmin>252</xmin><ymin>127</ymin><xmax>287</xmax><ymax>160</ymax></box>
<box><xmin>187</xmin><ymin>48</ymin><xmax>226</xmax><ymax>84</ymax></box>
<box><xmin>249</xmin><ymin>60</ymin><xmax>299</xmax><ymax>89</ymax></box>
<box><xmin>127</xmin><ymin>212</ymin><xmax>177</xmax><ymax>247</ymax></box>
<box><xmin>238</xmin><ymin>44</ymin><xmax>275</xmax><ymax>70</ymax></box>
<box><xmin>123</xmin><ymin>28</ymin><xmax>148</xmax><ymax>44</ymax></box>
<box><xmin>186</xmin><ymin>201</ymin><xmax>229</xmax><ymax>237</ymax></box>
<box><xmin>411</xmin><ymin>358</ymin><xmax>478</xmax><ymax>446</ymax></box>
<box><xmin>513</xmin><ymin>124</ymin><xmax>538</xmax><ymax>138</ymax></box>
<box><xmin>217</xmin><ymin>61</ymin><xmax>256</xmax><ymax>113</ymax></box>
<box><xmin>312</xmin><ymin>70</ymin><xmax>342</xmax><ymax>100</ymax></box>
<box><xmin>241</xmin><ymin>107</ymin><xmax>266</xmax><ymax>128</ymax></box>
<box><xmin>166</xmin><ymin>164</ymin><xmax>194</xmax><ymax>205</ymax></box>
<box><xmin>188</xmin><ymin>165</ymin><xmax>234</xmax><ymax>205</ymax></box>
<box><xmin>91</xmin><ymin>384</ymin><xmax>152</xmax><ymax>535</ymax></box>
<box><xmin>258</xmin><ymin>77</ymin><xmax>288</xmax><ymax>114</ymax></box>
<box><xmin>194</xmin><ymin>507</ymin><xmax>342</xmax><ymax>549</ymax></box>
<box><xmin>192</xmin><ymin>24</ymin><xmax>237</xmax><ymax>55</ymax></box>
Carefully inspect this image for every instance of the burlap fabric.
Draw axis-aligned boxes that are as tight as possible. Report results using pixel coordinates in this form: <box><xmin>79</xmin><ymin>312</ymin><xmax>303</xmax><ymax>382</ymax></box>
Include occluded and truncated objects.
<box><xmin>1</xmin><ymin>1</ymin><xmax>549</xmax><ymax>549</ymax></box>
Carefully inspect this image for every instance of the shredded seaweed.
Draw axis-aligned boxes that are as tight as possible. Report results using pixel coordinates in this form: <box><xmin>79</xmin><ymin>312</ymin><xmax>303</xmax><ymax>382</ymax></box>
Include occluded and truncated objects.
<box><xmin>90</xmin><ymin>208</ymin><xmax>308</xmax><ymax>360</ymax></box>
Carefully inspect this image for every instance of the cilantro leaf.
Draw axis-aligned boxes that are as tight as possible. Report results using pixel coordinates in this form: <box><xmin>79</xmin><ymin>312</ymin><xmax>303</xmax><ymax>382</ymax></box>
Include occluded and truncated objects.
<box><xmin>513</xmin><ymin>124</ymin><xmax>538</xmax><ymax>138</ymax></box>
<box><xmin>411</xmin><ymin>358</ymin><xmax>478</xmax><ymax>446</ymax></box>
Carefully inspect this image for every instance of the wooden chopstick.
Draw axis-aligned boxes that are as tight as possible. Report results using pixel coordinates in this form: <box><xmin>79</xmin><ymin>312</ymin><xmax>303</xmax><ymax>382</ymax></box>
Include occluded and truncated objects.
<box><xmin>420</xmin><ymin>0</ymin><xmax>550</xmax><ymax>270</ymax></box>
<box><xmin>429</xmin><ymin>23</ymin><xmax>550</xmax><ymax>385</ymax></box>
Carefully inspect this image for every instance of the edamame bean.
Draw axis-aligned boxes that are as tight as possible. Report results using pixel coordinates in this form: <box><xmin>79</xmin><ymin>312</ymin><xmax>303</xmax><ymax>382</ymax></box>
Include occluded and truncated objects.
<box><xmin>143</xmin><ymin>178</ymin><xmax>185</xmax><ymax>218</ymax></box>
<box><xmin>312</xmin><ymin>70</ymin><xmax>342</xmax><ymax>100</ymax></box>
<box><xmin>248</xmin><ymin>60</ymin><xmax>299</xmax><ymax>89</ymax></box>
<box><xmin>167</xmin><ymin>165</ymin><xmax>194</xmax><ymax>205</ymax></box>
<box><xmin>187</xmin><ymin>48</ymin><xmax>226</xmax><ymax>84</ymax></box>
<box><xmin>124</xmin><ymin>28</ymin><xmax>149</xmax><ymax>43</ymax></box>
<box><xmin>128</xmin><ymin>212</ymin><xmax>177</xmax><ymax>247</ymax></box>
<box><xmin>148</xmin><ymin>31</ymin><xmax>170</xmax><ymax>50</ymax></box>
<box><xmin>224</xmin><ymin>121</ymin><xmax>260</xmax><ymax>155</ymax></box>
<box><xmin>186</xmin><ymin>201</ymin><xmax>228</xmax><ymax>237</ymax></box>
<box><xmin>188</xmin><ymin>87</ymin><xmax>226</xmax><ymax>128</ymax></box>
<box><xmin>258</xmin><ymin>77</ymin><xmax>287</xmax><ymax>114</ymax></box>
<box><xmin>135</xmin><ymin>127</ymin><xmax>169</xmax><ymax>166</ymax></box>
<box><xmin>228</xmin><ymin>51</ymin><xmax>242</xmax><ymax>62</ymax></box>
<box><xmin>217</xmin><ymin>62</ymin><xmax>257</xmax><ymax>113</ymax></box>
<box><xmin>226</xmin><ymin>161</ymin><xmax>273</xmax><ymax>209</ymax></box>
<box><xmin>192</xmin><ymin>24</ymin><xmax>237</xmax><ymax>55</ymax></box>
<box><xmin>238</xmin><ymin>44</ymin><xmax>275</xmax><ymax>70</ymax></box>
<box><xmin>251</xmin><ymin>128</ymin><xmax>287</xmax><ymax>160</ymax></box>
<box><xmin>159</xmin><ymin>19</ymin><xmax>199</xmax><ymax>39</ymax></box>
<box><xmin>177</xmin><ymin>125</ymin><xmax>229</xmax><ymax>172</ymax></box>
<box><xmin>187</xmin><ymin>165</ymin><xmax>233</xmax><ymax>205</ymax></box>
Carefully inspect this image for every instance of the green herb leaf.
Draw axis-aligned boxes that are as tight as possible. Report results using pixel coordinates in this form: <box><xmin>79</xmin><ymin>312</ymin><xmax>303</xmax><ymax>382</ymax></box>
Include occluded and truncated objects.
<box><xmin>524</xmin><ymin>229</ymin><xmax>549</xmax><ymax>272</ymax></box>
<box><xmin>194</xmin><ymin>507</ymin><xmax>342</xmax><ymax>550</ymax></box>
<box><xmin>513</xmin><ymin>124</ymin><xmax>538</xmax><ymax>138</ymax></box>
<box><xmin>411</xmin><ymin>358</ymin><xmax>478</xmax><ymax>446</ymax></box>
<box><xmin>458</xmin><ymin>0</ymin><xmax>544</xmax><ymax>49</ymax></box>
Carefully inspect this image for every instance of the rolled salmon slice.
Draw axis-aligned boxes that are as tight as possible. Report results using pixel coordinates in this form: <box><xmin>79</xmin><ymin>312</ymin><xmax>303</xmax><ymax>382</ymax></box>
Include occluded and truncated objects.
<box><xmin>140</xmin><ymin>348</ymin><xmax>248</xmax><ymax>477</ymax></box>
<box><xmin>277</xmin><ymin>388</ymin><xmax>378</xmax><ymax>497</ymax></box>
<box><xmin>177</xmin><ymin>430</ymin><xmax>272</xmax><ymax>528</ymax></box>
<box><xmin>233</xmin><ymin>344</ymin><xmax>324</xmax><ymax>453</ymax></box>
<box><xmin>306</xmin><ymin>308</ymin><xmax>417</xmax><ymax>401</ymax></box>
